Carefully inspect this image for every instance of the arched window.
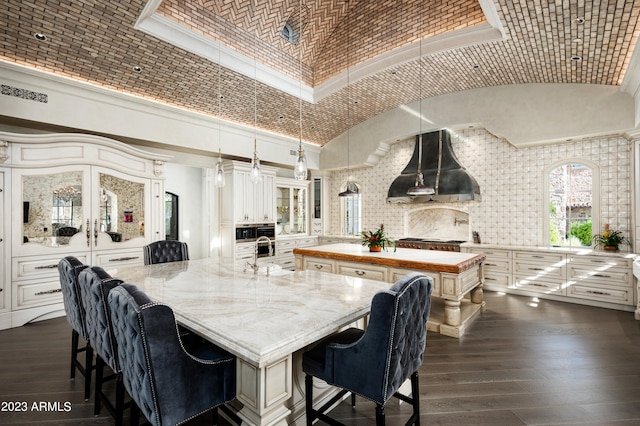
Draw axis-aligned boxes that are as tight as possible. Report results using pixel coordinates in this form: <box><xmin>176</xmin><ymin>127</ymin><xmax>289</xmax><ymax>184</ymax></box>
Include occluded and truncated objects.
<box><xmin>544</xmin><ymin>161</ymin><xmax>599</xmax><ymax>247</ymax></box>
<box><xmin>340</xmin><ymin>182</ymin><xmax>361</xmax><ymax>235</ymax></box>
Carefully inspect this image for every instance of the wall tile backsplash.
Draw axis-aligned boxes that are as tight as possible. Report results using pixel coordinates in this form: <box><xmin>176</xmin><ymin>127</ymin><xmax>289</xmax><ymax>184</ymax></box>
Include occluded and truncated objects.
<box><xmin>328</xmin><ymin>128</ymin><xmax>632</xmax><ymax>247</ymax></box>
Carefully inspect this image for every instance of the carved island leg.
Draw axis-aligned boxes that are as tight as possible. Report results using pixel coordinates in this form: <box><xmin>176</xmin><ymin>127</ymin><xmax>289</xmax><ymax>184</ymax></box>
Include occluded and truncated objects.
<box><xmin>470</xmin><ymin>282</ymin><xmax>484</xmax><ymax>304</ymax></box>
<box><xmin>443</xmin><ymin>300</ymin><xmax>461</xmax><ymax>327</ymax></box>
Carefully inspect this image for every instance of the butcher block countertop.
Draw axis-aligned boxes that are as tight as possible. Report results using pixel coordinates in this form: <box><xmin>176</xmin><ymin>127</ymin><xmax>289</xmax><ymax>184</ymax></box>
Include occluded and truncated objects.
<box><xmin>293</xmin><ymin>243</ymin><xmax>486</xmax><ymax>274</ymax></box>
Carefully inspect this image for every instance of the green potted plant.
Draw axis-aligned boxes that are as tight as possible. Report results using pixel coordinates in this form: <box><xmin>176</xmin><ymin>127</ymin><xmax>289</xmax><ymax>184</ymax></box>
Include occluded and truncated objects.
<box><xmin>361</xmin><ymin>224</ymin><xmax>396</xmax><ymax>252</ymax></box>
<box><xmin>592</xmin><ymin>224</ymin><xmax>626</xmax><ymax>251</ymax></box>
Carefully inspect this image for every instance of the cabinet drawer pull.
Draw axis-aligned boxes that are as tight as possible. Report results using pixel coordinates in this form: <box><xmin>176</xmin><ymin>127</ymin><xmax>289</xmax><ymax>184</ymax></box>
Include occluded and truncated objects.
<box><xmin>485</xmin><ymin>277</ymin><xmax>496</xmax><ymax>281</ymax></box>
<box><xmin>592</xmin><ymin>274</ymin><xmax>611</xmax><ymax>278</ymax></box>
<box><xmin>528</xmin><ymin>267</ymin><xmax>545</xmax><ymax>271</ymax></box>
<box><xmin>35</xmin><ymin>264</ymin><xmax>59</xmax><ymax>270</ymax></box>
<box><xmin>531</xmin><ymin>255</ymin><xmax>545</xmax><ymax>259</ymax></box>
<box><xmin>355</xmin><ymin>270</ymin><xmax>366</xmax><ymax>276</ymax></box>
<box><xmin>109</xmin><ymin>256</ymin><xmax>140</xmax><ymax>262</ymax></box>
<box><xmin>531</xmin><ymin>283</ymin><xmax>546</xmax><ymax>287</ymax></box>
<box><xmin>586</xmin><ymin>290</ymin><xmax>611</xmax><ymax>296</ymax></box>
<box><xmin>314</xmin><ymin>264</ymin><xmax>324</xmax><ymax>269</ymax></box>
<box><xmin>35</xmin><ymin>288</ymin><xmax>62</xmax><ymax>296</ymax></box>
<box><xmin>485</xmin><ymin>263</ymin><xmax>497</xmax><ymax>267</ymax></box>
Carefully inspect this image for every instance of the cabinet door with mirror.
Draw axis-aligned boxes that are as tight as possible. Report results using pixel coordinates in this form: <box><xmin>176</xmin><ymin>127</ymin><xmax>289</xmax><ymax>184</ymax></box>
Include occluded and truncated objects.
<box><xmin>13</xmin><ymin>166</ymin><xmax>151</xmax><ymax>256</ymax></box>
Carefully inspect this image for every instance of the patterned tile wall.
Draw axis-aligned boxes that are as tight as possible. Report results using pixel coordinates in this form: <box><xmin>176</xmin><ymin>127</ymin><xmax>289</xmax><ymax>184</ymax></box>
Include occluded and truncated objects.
<box><xmin>328</xmin><ymin>129</ymin><xmax>632</xmax><ymax>246</ymax></box>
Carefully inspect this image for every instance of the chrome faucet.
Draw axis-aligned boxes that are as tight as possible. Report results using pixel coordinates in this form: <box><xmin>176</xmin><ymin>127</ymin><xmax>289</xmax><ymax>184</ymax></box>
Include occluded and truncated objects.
<box><xmin>245</xmin><ymin>236</ymin><xmax>274</xmax><ymax>275</ymax></box>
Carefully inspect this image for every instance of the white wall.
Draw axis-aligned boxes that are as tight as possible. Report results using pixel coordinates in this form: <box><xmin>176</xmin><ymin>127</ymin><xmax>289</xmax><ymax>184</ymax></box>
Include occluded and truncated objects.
<box><xmin>328</xmin><ymin>128</ymin><xmax>632</xmax><ymax>247</ymax></box>
<box><xmin>164</xmin><ymin>163</ymin><xmax>207</xmax><ymax>259</ymax></box>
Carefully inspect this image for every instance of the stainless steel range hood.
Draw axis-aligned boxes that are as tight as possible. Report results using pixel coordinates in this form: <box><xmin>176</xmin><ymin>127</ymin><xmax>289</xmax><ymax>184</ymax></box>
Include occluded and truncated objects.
<box><xmin>387</xmin><ymin>129</ymin><xmax>481</xmax><ymax>203</ymax></box>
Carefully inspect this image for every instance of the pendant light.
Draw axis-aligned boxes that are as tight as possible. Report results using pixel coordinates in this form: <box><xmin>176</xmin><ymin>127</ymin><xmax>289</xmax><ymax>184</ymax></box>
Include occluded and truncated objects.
<box><xmin>250</xmin><ymin>0</ymin><xmax>262</xmax><ymax>184</ymax></box>
<box><xmin>407</xmin><ymin>3</ymin><xmax>434</xmax><ymax>197</ymax></box>
<box><xmin>338</xmin><ymin>1</ymin><xmax>357</xmax><ymax>197</ymax></box>
<box><xmin>214</xmin><ymin>29</ymin><xmax>225</xmax><ymax>188</ymax></box>
<box><xmin>293</xmin><ymin>0</ymin><xmax>308</xmax><ymax>180</ymax></box>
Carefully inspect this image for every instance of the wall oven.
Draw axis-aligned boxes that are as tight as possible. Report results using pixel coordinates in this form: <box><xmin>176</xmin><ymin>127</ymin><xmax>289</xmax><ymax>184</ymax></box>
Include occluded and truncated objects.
<box><xmin>235</xmin><ymin>224</ymin><xmax>276</xmax><ymax>258</ymax></box>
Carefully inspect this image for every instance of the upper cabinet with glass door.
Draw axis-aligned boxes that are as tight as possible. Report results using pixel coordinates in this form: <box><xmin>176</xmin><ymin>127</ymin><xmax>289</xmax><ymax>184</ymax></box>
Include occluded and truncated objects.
<box><xmin>276</xmin><ymin>178</ymin><xmax>309</xmax><ymax>236</ymax></box>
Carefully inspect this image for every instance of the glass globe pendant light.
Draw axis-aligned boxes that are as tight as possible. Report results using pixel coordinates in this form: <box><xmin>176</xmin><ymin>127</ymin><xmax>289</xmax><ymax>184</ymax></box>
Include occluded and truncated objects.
<box><xmin>214</xmin><ymin>148</ymin><xmax>225</xmax><ymax>188</ymax></box>
<box><xmin>293</xmin><ymin>0</ymin><xmax>307</xmax><ymax>180</ymax></box>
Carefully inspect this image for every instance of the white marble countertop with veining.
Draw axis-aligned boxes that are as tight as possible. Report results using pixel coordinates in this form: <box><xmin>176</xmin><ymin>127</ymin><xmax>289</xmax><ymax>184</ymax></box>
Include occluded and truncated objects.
<box><xmin>108</xmin><ymin>258</ymin><xmax>392</xmax><ymax>367</ymax></box>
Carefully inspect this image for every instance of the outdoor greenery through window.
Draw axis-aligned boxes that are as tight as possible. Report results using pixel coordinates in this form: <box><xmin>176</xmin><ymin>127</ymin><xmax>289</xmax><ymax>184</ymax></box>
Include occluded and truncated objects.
<box><xmin>548</xmin><ymin>163</ymin><xmax>594</xmax><ymax>247</ymax></box>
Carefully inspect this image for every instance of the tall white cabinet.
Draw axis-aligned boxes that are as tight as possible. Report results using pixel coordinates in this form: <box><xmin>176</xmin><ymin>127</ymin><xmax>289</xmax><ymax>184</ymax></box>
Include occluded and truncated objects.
<box><xmin>0</xmin><ymin>132</ymin><xmax>171</xmax><ymax>329</ymax></box>
<box><xmin>220</xmin><ymin>160</ymin><xmax>277</xmax><ymax>262</ymax></box>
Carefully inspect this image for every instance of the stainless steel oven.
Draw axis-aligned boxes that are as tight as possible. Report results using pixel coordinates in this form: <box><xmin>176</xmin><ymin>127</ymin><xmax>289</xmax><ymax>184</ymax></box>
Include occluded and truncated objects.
<box><xmin>256</xmin><ymin>224</ymin><xmax>275</xmax><ymax>239</ymax></box>
<box><xmin>235</xmin><ymin>224</ymin><xmax>257</xmax><ymax>242</ymax></box>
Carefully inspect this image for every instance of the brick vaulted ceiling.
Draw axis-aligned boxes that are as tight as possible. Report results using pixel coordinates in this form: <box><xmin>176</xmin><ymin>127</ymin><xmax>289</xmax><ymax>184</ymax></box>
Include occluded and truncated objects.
<box><xmin>1</xmin><ymin>1</ymin><xmax>640</xmax><ymax>147</ymax></box>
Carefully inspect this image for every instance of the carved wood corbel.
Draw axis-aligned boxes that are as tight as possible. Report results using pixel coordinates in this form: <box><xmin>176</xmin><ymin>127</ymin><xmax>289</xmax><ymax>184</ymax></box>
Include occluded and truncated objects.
<box><xmin>0</xmin><ymin>140</ymin><xmax>8</xmax><ymax>163</ymax></box>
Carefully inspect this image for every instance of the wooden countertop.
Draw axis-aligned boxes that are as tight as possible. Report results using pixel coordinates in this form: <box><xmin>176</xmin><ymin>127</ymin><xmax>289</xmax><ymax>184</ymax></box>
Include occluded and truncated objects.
<box><xmin>294</xmin><ymin>243</ymin><xmax>486</xmax><ymax>274</ymax></box>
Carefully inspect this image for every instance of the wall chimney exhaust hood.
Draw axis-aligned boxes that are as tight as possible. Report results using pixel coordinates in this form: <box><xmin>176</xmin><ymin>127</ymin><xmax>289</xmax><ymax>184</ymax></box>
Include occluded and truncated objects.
<box><xmin>387</xmin><ymin>129</ymin><xmax>481</xmax><ymax>203</ymax></box>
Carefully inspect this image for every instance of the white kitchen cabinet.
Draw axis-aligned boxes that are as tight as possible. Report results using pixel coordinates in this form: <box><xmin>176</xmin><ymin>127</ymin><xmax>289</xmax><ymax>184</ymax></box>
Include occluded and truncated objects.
<box><xmin>0</xmin><ymin>131</ymin><xmax>170</xmax><ymax>329</ymax></box>
<box><xmin>276</xmin><ymin>235</ymin><xmax>317</xmax><ymax>270</ymax></box>
<box><xmin>566</xmin><ymin>255</ymin><xmax>633</xmax><ymax>305</ymax></box>
<box><xmin>221</xmin><ymin>161</ymin><xmax>277</xmax><ymax>224</ymax></box>
<box><xmin>276</xmin><ymin>177</ymin><xmax>309</xmax><ymax>236</ymax></box>
<box><xmin>463</xmin><ymin>244</ymin><xmax>636</xmax><ymax>312</ymax></box>
<box><xmin>336</xmin><ymin>261</ymin><xmax>387</xmax><ymax>281</ymax></box>
<box><xmin>513</xmin><ymin>251</ymin><xmax>567</xmax><ymax>295</ymax></box>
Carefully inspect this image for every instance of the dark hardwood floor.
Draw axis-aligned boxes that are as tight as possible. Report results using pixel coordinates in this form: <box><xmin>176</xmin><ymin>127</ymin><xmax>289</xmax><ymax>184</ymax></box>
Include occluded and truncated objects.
<box><xmin>2</xmin><ymin>291</ymin><xmax>640</xmax><ymax>425</ymax></box>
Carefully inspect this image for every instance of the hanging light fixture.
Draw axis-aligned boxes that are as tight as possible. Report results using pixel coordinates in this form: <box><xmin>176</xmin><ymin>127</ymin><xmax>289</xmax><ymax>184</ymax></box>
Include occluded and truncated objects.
<box><xmin>293</xmin><ymin>0</ymin><xmax>308</xmax><ymax>180</ymax></box>
<box><xmin>215</xmin><ymin>31</ymin><xmax>226</xmax><ymax>188</ymax></box>
<box><xmin>250</xmin><ymin>0</ymin><xmax>262</xmax><ymax>184</ymax></box>
<box><xmin>407</xmin><ymin>4</ymin><xmax>434</xmax><ymax>197</ymax></box>
<box><xmin>338</xmin><ymin>1</ymin><xmax>357</xmax><ymax>197</ymax></box>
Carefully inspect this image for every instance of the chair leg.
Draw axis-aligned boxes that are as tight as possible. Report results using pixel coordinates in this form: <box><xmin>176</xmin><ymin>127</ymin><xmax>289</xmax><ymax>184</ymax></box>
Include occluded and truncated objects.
<box><xmin>411</xmin><ymin>371</ymin><xmax>420</xmax><ymax>426</ymax></box>
<box><xmin>115</xmin><ymin>374</ymin><xmax>125</xmax><ymax>426</ymax></box>
<box><xmin>305</xmin><ymin>374</ymin><xmax>314</xmax><ymax>426</ymax></box>
<box><xmin>70</xmin><ymin>329</ymin><xmax>79</xmax><ymax>380</ymax></box>
<box><xmin>351</xmin><ymin>392</ymin><xmax>356</xmax><ymax>407</ymax></box>
<box><xmin>83</xmin><ymin>344</ymin><xmax>93</xmax><ymax>401</ymax></box>
<box><xmin>375</xmin><ymin>404</ymin><xmax>385</xmax><ymax>426</ymax></box>
<box><xmin>94</xmin><ymin>356</ymin><xmax>104</xmax><ymax>416</ymax></box>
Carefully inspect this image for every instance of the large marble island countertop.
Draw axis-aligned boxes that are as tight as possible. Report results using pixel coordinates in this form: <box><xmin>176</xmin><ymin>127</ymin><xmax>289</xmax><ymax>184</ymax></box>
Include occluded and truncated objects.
<box><xmin>293</xmin><ymin>243</ymin><xmax>486</xmax><ymax>274</ymax></box>
<box><xmin>108</xmin><ymin>258</ymin><xmax>391</xmax><ymax>368</ymax></box>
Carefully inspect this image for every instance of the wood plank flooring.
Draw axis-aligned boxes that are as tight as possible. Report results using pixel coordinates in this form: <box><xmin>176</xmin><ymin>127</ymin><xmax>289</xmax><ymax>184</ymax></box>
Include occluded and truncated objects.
<box><xmin>1</xmin><ymin>290</ymin><xmax>640</xmax><ymax>425</ymax></box>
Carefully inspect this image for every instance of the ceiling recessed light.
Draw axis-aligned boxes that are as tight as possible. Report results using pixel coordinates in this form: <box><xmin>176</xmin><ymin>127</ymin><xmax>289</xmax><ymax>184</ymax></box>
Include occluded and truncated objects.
<box><xmin>472</xmin><ymin>64</ymin><xmax>480</xmax><ymax>69</ymax></box>
<box><xmin>133</xmin><ymin>65</ymin><xmax>143</xmax><ymax>73</ymax></box>
<box><xmin>575</xmin><ymin>17</ymin><xmax>585</xmax><ymax>24</ymax></box>
<box><xmin>353</xmin><ymin>100</ymin><xmax>359</xmax><ymax>104</ymax></box>
<box><xmin>34</xmin><ymin>33</ymin><xmax>47</xmax><ymax>41</ymax></box>
<box><xmin>571</xmin><ymin>55</ymin><xmax>582</xmax><ymax>61</ymax></box>
<box><xmin>572</xmin><ymin>38</ymin><xmax>582</xmax><ymax>44</ymax></box>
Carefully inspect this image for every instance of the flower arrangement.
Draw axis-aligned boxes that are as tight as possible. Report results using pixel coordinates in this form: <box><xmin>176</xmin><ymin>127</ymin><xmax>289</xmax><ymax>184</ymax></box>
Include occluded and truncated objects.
<box><xmin>361</xmin><ymin>224</ymin><xmax>396</xmax><ymax>252</ymax></box>
<box><xmin>592</xmin><ymin>224</ymin><xmax>626</xmax><ymax>251</ymax></box>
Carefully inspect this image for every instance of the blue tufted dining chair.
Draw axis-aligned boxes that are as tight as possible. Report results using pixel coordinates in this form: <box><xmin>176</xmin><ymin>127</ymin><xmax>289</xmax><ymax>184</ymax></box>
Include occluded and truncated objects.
<box><xmin>78</xmin><ymin>266</ymin><xmax>130</xmax><ymax>426</ymax></box>
<box><xmin>107</xmin><ymin>283</ymin><xmax>236</xmax><ymax>426</ymax></box>
<box><xmin>142</xmin><ymin>240</ymin><xmax>189</xmax><ymax>265</ymax></box>
<box><xmin>58</xmin><ymin>256</ymin><xmax>93</xmax><ymax>401</ymax></box>
<box><xmin>302</xmin><ymin>272</ymin><xmax>433</xmax><ymax>426</ymax></box>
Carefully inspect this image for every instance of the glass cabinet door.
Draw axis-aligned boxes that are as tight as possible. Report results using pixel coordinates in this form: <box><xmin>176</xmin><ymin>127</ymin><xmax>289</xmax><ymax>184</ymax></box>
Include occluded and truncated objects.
<box><xmin>292</xmin><ymin>187</ymin><xmax>306</xmax><ymax>234</ymax></box>
<box><xmin>277</xmin><ymin>187</ymin><xmax>291</xmax><ymax>235</ymax></box>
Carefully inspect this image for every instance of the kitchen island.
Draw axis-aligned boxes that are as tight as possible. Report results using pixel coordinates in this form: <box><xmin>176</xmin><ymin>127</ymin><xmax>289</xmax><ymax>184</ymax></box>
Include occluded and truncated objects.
<box><xmin>109</xmin><ymin>258</ymin><xmax>392</xmax><ymax>426</ymax></box>
<box><xmin>294</xmin><ymin>243</ymin><xmax>486</xmax><ymax>338</ymax></box>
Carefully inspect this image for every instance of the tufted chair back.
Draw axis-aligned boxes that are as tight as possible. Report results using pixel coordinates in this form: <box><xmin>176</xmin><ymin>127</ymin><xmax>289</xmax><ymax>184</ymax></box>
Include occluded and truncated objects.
<box><xmin>78</xmin><ymin>266</ymin><xmax>123</xmax><ymax>372</ymax></box>
<box><xmin>108</xmin><ymin>283</ymin><xmax>236</xmax><ymax>426</ymax></box>
<box><xmin>143</xmin><ymin>240</ymin><xmax>189</xmax><ymax>265</ymax></box>
<box><xmin>304</xmin><ymin>272</ymin><xmax>433</xmax><ymax>406</ymax></box>
<box><xmin>58</xmin><ymin>256</ymin><xmax>89</xmax><ymax>338</ymax></box>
